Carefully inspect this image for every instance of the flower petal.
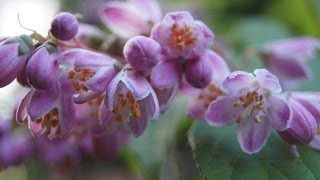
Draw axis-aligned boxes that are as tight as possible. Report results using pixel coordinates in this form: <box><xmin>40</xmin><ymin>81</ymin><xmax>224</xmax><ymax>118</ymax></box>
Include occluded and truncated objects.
<box><xmin>26</xmin><ymin>46</ymin><xmax>58</xmax><ymax>90</ymax></box>
<box><xmin>59</xmin><ymin>93</ymin><xmax>76</xmax><ymax>135</ymax></box>
<box><xmin>151</xmin><ymin>61</ymin><xmax>181</xmax><ymax>89</ymax></box>
<box><xmin>99</xmin><ymin>2</ymin><xmax>149</xmax><ymax>39</ymax></box>
<box><xmin>221</xmin><ymin>71</ymin><xmax>255</xmax><ymax>93</ymax></box>
<box><xmin>16</xmin><ymin>91</ymin><xmax>34</xmax><ymax>124</ymax></box>
<box><xmin>266</xmin><ymin>94</ymin><xmax>291</xmax><ymax>131</ymax></box>
<box><xmin>278</xmin><ymin>99</ymin><xmax>317</xmax><ymax>144</ymax></box>
<box><xmin>155</xmin><ymin>83</ymin><xmax>178</xmax><ymax>113</ymax></box>
<box><xmin>237</xmin><ymin>116</ymin><xmax>271</xmax><ymax>154</ymax></box>
<box><xmin>128</xmin><ymin>0</ymin><xmax>162</xmax><ymax>23</ymax></box>
<box><xmin>206</xmin><ymin>50</ymin><xmax>230</xmax><ymax>84</ymax></box>
<box><xmin>205</xmin><ymin>96</ymin><xmax>241</xmax><ymax>127</ymax></box>
<box><xmin>262</xmin><ymin>56</ymin><xmax>312</xmax><ymax>81</ymax></box>
<box><xmin>128</xmin><ymin>101</ymin><xmax>148</xmax><ymax>137</ymax></box>
<box><xmin>254</xmin><ymin>69</ymin><xmax>282</xmax><ymax>93</ymax></box>
<box><xmin>121</xmin><ymin>70</ymin><xmax>150</xmax><ymax>100</ymax></box>
<box><xmin>28</xmin><ymin>86</ymin><xmax>60</xmax><ymax>120</ymax></box>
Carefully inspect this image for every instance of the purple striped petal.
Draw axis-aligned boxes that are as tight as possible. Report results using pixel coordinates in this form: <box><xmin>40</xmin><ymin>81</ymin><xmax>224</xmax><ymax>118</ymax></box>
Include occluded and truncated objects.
<box><xmin>205</xmin><ymin>96</ymin><xmax>241</xmax><ymax>127</ymax></box>
<box><xmin>221</xmin><ymin>71</ymin><xmax>255</xmax><ymax>93</ymax></box>
<box><xmin>99</xmin><ymin>2</ymin><xmax>149</xmax><ymax>39</ymax></box>
<box><xmin>254</xmin><ymin>69</ymin><xmax>281</xmax><ymax>93</ymax></box>
<box><xmin>266</xmin><ymin>94</ymin><xmax>291</xmax><ymax>131</ymax></box>
<box><xmin>121</xmin><ymin>70</ymin><xmax>150</xmax><ymax>100</ymax></box>
<box><xmin>151</xmin><ymin>61</ymin><xmax>181</xmax><ymax>89</ymax></box>
<box><xmin>237</xmin><ymin>116</ymin><xmax>271</xmax><ymax>154</ymax></box>
<box><xmin>26</xmin><ymin>45</ymin><xmax>58</xmax><ymax>90</ymax></box>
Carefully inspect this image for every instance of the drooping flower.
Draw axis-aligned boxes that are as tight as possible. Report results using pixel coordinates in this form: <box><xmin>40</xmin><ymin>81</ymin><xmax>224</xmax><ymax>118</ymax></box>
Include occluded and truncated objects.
<box><xmin>205</xmin><ymin>69</ymin><xmax>292</xmax><ymax>154</ymax></box>
<box><xmin>50</xmin><ymin>12</ymin><xmax>79</xmax><ymax>41</ymax></box>
<box><xmin>259</xmin><ymin>37</ymin><xmax>320</xmax><ymax>89</ymax></box>
<box><xmin>99</xmin><ymin>0</ymin><xmax>162</xmax><ymax>39</ymax></box>
<box><xmin>186</xmin><ymin>51</ymin><xmax>230</xmax><ymax>120</ymax></box>
<box><xmin>0</xmin><ymin>35</ymin><xmax>33</xmax><ymax>87</ymax></box>
<box><xmin>100</xmin><ymin>69</ymin><xmax>160</xmax><ymax>137</ymax></box>
<box><xmin>151</xmin><ymin>50</ymin><xmax>220</xmax><ymax>112</ymax></box>
<box><xmin>16</xmin><ymin>82</ymin><xmax>75</xmax><ymax>139</ymax></box>
<box><xmin>151</xmin><ymin>11</ymin><xmax>214</xmax><ymax>59</ymax></box>
<box><xmin>57</xmin><ymin>48</ymin><xmax>118</xmax><ymax>103</ymax></box>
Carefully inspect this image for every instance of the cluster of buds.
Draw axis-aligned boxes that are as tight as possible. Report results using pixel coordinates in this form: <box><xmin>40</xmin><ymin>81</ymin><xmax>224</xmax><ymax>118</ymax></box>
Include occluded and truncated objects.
<box><xmin>0</xmin><ymin>0</ymin><xmax>320</xmax><ymax>172</ymax></box>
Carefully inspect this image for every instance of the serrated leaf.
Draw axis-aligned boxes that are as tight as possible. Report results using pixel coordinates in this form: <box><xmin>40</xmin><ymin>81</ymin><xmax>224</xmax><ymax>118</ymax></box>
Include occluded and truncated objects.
<box><xmin>189</xmin><ymin>122</ymin><xmax>320</xmax><ymax>180</ymax></box>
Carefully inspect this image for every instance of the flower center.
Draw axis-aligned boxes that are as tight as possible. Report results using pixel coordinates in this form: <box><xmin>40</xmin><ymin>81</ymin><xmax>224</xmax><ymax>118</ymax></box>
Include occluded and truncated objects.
<box><xmin>35</xmin><ymin>107</ymin><xmax>59</xmax><ymax>129</ymax></box>
<box><xmin>68</xmin><ymin>68</ymin><xmax>95</xmax><ymax>92</ymax></box>
<box><xmin>233</xmin><ymin>91</ymin><xmax>264</xmax><ymax>123</ymax></box>
<box><xmin>170</xmin><ymin>23</ymin><xmax>196</xmax><ymax>51</ymax></box>
<box><xmin>198</xmin><ymin>83</ymin><xmax>224</xmax><ymax>108</ymax></box>
<box><xmin>112</xmin><ymin>92</ymin><xmax>141</xmax><ymax>124</ymax></box>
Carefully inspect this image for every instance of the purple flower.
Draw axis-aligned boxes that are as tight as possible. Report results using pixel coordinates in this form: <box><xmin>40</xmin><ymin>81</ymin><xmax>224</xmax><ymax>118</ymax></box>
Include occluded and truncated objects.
<box><xmin>260</xmin><ymin>37</ymin><xmax>320</xmax><ymax>88</ymax></box>
<box><xmin>16</xmin><ymin>82</ymin><xmax>76</xmax><ymax>139</ymax></box>
<box><xmin>100</xmin><ymin>69</ymin><xmax>159</xmax><ymax>137</ymax></box>
<box><xmin>0</xmin><ymin>35</ymin><xmax>33</xmax><ymax>87</ymax></box>
<box><xmin>186</xmin><ymin>51</ymin><xmax>230</xmax><ymax>120</ymax></box>
<box><xmin>35</xmin><ymin>135</ymin><xmax>81</xmax><ymax>174</ymax></box>
<box><xmin>99</xmin><ymin>0</ymin><xmax>162</xmax><ymax>39</ymax></box>
<box><xmin>123</xmin><ymin>36</ymin><xmax>161</xmax><ymax>72</ymax></box>
<box><xmin>93</xmin><ymin>130</ymin><xmax>130</xmax><ymax>161</ymax></box>
<box><xmin>151</xmin><ymin>50</ymin><xmax>222</xmax><ymax>112</ymax></box>
<box><xmin>57</xmin><ymin>48</ymin><xmax>118</xmax><ymax>103</ymax></box>
<box><xmin>0</xmin><ymin>133</ymin><xmax>33</xmax><ymax>168</ymax></box>
<box><xmin>50</xmin><ymin>12</ymin><xmax>79</xmax><ymax>41</ymax></box>
<box><xmin>26</xmin><ymin>42</ymin><xmax>58</xmax><ymax>90</ymax></box>
<box><xmin>286</xmin><ymin>92</ymin><xmax>320</xmax><ymax>148</ymax></box>
<box><xmin>277</xmin><ymin>98</ymin><xmax>317</xmax><ymax>145</ymax></box>
<box><xmin>151</xmin><ymin>11</ymin><xmax>214</xmax><ymax>59</ymax></box>
<box><xmin>205</xmin><ymin>69</ymin><xmax>292</xmax><ymax>154</ymax></box>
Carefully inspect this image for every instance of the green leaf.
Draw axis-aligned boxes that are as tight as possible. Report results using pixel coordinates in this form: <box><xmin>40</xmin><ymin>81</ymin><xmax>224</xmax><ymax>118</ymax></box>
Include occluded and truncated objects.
<box><xmin>189</xmin><ymin>122</ymin><xmax>320</xmax><ymax>180</ymax></box>
<box><xmin>128</xmin><ymin>97</ymin><xmax>187</xmax><ymax>178</ymax></box>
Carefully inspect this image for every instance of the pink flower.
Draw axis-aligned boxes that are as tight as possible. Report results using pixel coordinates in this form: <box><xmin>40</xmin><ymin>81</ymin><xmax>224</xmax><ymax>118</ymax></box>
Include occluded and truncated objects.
<box><xmin>99</xmin><ymin>0</ymin><xmax>162</xmax><ymax>39</ymax></box>
<box><xmin>100</xmin><ymin>69</ymin><xmax>160</xmax><ymax>137</ymax></box>
<box><xmin>205</xmin><ymin>69</ymin><xmax>292</xmax><ymax>154</ymax></box>
<box><xmin>151</xmin><ymin>11</ymin><xmax>214</xmax><ymax>59</ymax></box>
<box><xmin>260</xmin><ymin>37</ymin><xmax>320</xmax><ymax>89</ymax></box>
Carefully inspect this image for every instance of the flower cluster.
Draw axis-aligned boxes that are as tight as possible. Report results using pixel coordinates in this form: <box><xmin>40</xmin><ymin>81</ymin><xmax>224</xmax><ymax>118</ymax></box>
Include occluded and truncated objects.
<box><xmin>0</xmin><ymin>0</ymin><xmax>320</xmax><ymax>173</ymax></box>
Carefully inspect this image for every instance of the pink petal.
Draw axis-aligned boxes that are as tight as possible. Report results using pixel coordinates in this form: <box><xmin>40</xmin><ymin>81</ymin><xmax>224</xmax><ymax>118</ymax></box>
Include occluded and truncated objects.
<box><xmin>121</xmin><ymin>70</ymin><xmax>150</xmax><ymax>100</ymax></box>
<box><xmin>206</xmin><ymin>50</ymin><xmax>230</xmax><ymax>84</ymax></box>
<box><xmin>128</xmin><ymin>0</ymin><xmax>162</xmax><ymax>23</ymax></box>
<box><xmin>28</xmin><ymin>86</ymin><xmax>60</xmax><ymax>120</ymax></box>
<box><xmin>254</xmin><ymin>69</ymin><xmax>281</xmax><ymax>93</ymax></box>
<box><xmin>99</xmin><ymin>2</ymin><xmax>149</xmax><ymax>39</ymax></box>
<box><xmin>151</xmin><ymin>61</ymin><xmax>181</xmax><ymax>89</ymax></box>
<box><xmin>16</xmin><ymin>91</ymin><xmax>34</xmax><ymax>124</ymax></box>
<box><xmin>237</xmin><ymin>116</ymin><xmax>271</xmax><ymax>154</ymax></box>
<box><xmin>266</xmin><ymin>94</ymin><xmax>291</xmax><ymax>131</ymax></box>
<box><xmin>221</xmin><ymin>71</ymin><xmax>255</xmax><ymax>93</ymax></box>
<box><xmin>155</xmin><ymin>83</ymin><xmax>178</xmax><ymax>113</ymax></box>
<box><xmin>205</xmin><ymin>96</ymin><xmax>241</xmax><ymax>127</ymax></box>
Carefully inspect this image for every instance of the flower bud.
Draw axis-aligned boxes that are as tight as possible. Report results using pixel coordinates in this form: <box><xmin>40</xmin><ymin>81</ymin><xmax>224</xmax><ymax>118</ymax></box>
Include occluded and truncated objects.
<box><xmin>184</xmin><ymin>51</ymin><xmax>213</xmax><ymax>88</ymax></box>
<box><xmin>278</xmin><ymin>99</ymin><xmax>317</xmax><ymax>144</ymax></box>
<box><xmin>0</xmin><ymin>35</ymin><xmax>33</xmax><ymax>87</ymax></box>
<box><xmin>26</xmin><ymin>42</ymin><xmax>58</xmax><ymax>90</ymax></box>
<box><xmin>50</xmin><ymin>12</ymin><xmax>79</xmax><ymax>41</ymax></box>
<box><xmin>123</xmin><ymin>36</ymin><xmax>161</xmax><ymax>71</ymax></box>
